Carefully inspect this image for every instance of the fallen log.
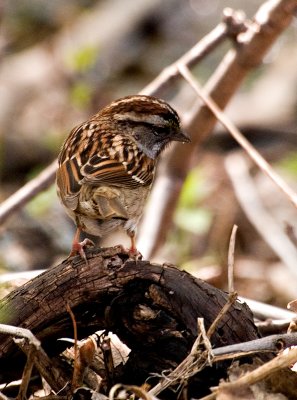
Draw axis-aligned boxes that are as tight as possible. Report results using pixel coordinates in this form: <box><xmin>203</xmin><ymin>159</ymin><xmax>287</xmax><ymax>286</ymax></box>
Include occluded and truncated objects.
<box><xmin>0</xmin><ymin>246</ymin><xmax>260</xmax><ymax>395</ymax></box>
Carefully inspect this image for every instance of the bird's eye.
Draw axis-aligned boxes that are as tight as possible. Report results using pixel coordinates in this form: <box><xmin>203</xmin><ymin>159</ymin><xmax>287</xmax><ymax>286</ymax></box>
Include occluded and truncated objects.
<box><xmin>153</xmin><ymin>126</ymin><xmax>167</xmax><ymax>136</ymax></box>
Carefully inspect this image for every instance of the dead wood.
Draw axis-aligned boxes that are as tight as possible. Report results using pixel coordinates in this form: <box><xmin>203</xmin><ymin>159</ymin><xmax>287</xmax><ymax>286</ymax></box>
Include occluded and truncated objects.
<box><xmin>0</xmin><ymin>246</ymin><xmax>259</xmax><ymax>394</ymax></box>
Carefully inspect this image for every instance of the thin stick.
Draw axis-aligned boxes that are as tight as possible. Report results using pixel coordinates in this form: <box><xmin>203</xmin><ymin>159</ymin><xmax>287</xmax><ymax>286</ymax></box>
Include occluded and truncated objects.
<box><xmin>139</xmin><ymin>0</ymin><xmax>297</xmax><ymax>259</ymax></box>
<box><xmin>198</xmin><ymin>340</ymin><xmax>297</xmax><ymax>399</ymax></box>
<box><xmin>228</xmin><ymin>225</ymin><xmax>238</xmax><ymax>293</ymax></box>
<box><xmin>0</xmin><ymin>11</ymin><xmax>247</xmax><ymax>227</ymax></box>
<box><xmin>199</xmin><ymin>347</ymin><xmax>297</xmax><ymax>399</ymax></box>
<box><xmin>212</xmin><ymin>332</ymin><xmax>297</xmax><ymax>357</ymax></box>
<box><xmin>0</xmin><ymin>160</ymin><xmax>57</xmax><ymax>226</ymax></box>
<box><xmin>178</xmin><ymin>63</ymin><xmax>297</xmax><ymax>209</ymax></box>
<box><xmin>149</xmin><ymin>297</ymin><xmax>241</xmax><ymax>397</ymax></box>
<box><xmin>141</xmin><ymin>8</ymin><xmax>247</xmax><ymax>96</ymax></box>
<box><xmin>197</xmin><ymin>318</ymin><xmax>213</xmax><ymax>365</ymax></box>
<box><xmin>66</xmin><ymin>303</ymin><xmax>79</xmax><ymax>391</ymax></box>
<box><xmin>140</xmin><ymin>21</ymin><xmax>227</xmax><ymax>96</ymax></box>
<box><xmin>220</xmin><ymin>345</ymin><xmax>297</xmax><ymax>390</ymax></box>
<box><xmin>16</xmin><ymin>339</ymin><xmax>69</xmax><ymax>393</ymax></box>
<box><xmin>16</xmin><ymin>344</ymin><xmax>35</xmax><ymax>400</ymax></box>
<box><xmin>0</xmin><ymin>324</ymin><xmax>40</xmax><ymax>349</ymax></box>
<box><xmin>225</xmin><ymin>152</ymin><xmax>297</xmax><ymax>278</ymax></box>
<box><xmin>206</xmin><ymin>292</ymin><xmax>238</xmax><ymax>339</ymax></box>
<box><xmin>149</xmin><ymin>337</ymin><xmax>208</xmax><ymax>396</ymax></box>
<box><xmin>241</xmin><ymin>296</ymin><xmax>296</xmax><ymax>320</ymax></box>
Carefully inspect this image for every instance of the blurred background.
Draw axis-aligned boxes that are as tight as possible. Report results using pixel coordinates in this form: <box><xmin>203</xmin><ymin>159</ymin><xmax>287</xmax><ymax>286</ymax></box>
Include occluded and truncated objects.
<box><xmin>0</xmin><ymin>0</ymin><xmax>297</xmax><ymax>308</ymax></box>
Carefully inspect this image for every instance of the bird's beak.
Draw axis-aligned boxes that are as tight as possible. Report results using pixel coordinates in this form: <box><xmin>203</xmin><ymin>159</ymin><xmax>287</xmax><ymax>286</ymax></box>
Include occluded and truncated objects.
<box><xmin>173</xmin><ymin>130</ymin><xmax>191</xmax><ymax>143</ymax></box>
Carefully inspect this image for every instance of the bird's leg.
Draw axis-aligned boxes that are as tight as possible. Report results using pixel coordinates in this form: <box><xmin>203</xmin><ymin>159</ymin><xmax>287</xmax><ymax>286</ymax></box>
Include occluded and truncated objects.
<box><xmin>128</xmin><ymin>230</ymin><xmax>137</xmax><ymax>254</ymax></box>
<box><xmin>127</xmin><ymin>230</ymin><xmax>142</xmax><ymax>259</ymax></box>
<box><xmin>70</xmin><ymin>227</ymin><xmax>95</xmax><ymax>263</ymax></box>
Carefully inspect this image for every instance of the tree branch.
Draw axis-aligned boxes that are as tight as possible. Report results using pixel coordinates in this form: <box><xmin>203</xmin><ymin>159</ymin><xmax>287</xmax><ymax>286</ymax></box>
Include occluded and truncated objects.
<box><xmin>0</xmin><ymin>10</ymin><xmax>245</xmax><ymax>227</ymax></box>
<box><xmin>0</xmin><ymin>160</ymin><xmax>57</xmax><ymax>225</ymax></box>
<box><xmin>225</xmin><ymin>152</ymin><xmax>297</xmax><ymax>278</ymax></box>
<box><xmin>138</xmin><ymin>0</ymin><xmax>297</xmax><ymax>258</ymax></box>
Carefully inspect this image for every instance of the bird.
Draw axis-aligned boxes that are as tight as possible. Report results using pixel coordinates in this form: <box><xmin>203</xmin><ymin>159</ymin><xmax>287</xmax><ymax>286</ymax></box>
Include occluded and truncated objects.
<box><xmin>56</xmin><ymin>94</ymin><xmax>190</xmax><ymax>261</ymax></box>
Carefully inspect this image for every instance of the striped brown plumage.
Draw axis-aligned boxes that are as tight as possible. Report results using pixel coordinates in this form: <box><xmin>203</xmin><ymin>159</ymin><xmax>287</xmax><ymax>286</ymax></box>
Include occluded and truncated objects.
<box><xmin>56</xmin><ymin>95</ymin><xmax>190</xmax><ymax>260</ymax></box>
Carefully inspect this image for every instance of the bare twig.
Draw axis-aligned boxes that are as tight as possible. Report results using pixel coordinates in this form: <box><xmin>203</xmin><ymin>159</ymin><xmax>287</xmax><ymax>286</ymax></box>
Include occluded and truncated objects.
<box><xmin>0</xmin><ymin>11</ymin><xmax>245</xmax><ymax>228</ymax></box>
<box><xmin>225</xmin><ymin>152</ymin><xmax>297</xmax><ymax>278</ymax></box>
<box><xmin>197</xmin><ymin>318</ymin><xmax>213</xmax><ymax>365</ymax></box>
<box><xmin>220</xmin><ymin>345</ymin><xmax>297</xmax><ymax>389</ymax></box>
<box><xmin>0</xmin><ymin>160</ymin><xmax>57</xmax><ymax>226</ymax></box>
<box><xmin>149</xmin><ymin>333</ymin><xmax>208</xmax><ymax>397</ymax></box>
<box><xmin>16</xmin><ymin>343</ymin><xmax>35</xmax><ymax>400</ymax></box>
<box><xmin>141</xmin><ymin>8</ymin><xmax>247</xmax><ymax>97</ymax></box>
<box><xmin>1</xmin><ymin>0</ymin><xmax>297</xmax><ymax>264</ymax></box>
<box><xmin>16</xmin><ymin>339</ymin><xmax>70</xmax><ymax>393</ymax></box>
<box><xmin>212</xmin><ymin>332</ymin><xmax>297</xmax><ymax>358</ymax></box>
<box><xmin>149</xmin><ymin>296</ymin><xmax>238</xmax><ymax>397</ymax></box>
<box><xmin>66</xmin><ymin>303</ymin><xmax>80</xmax><ymax>390</ymax></box>
<box><xmin>206</xmin><ymin>292</ymin><xmax>238</xmax><ymax>339</ymax></box>
<box><xmin>241</xmin><ymin>296</ymin><xmax>296</xmax><ymax>321</ymax></box>
<box><xmin>139</xmin><ymin>0</ymin><xmax>297</xmax><ymax>258</ymax></box>
<box><xmin>102</xmin><ymin>337</ymin><xmax>115</xmax><ymax>389</ymax></box>
<box><xmin>228</xmin><ymin>225</ymin><xmax>238</xmax><ymax>293</ymax></box>
<box><xmin>288</xmin><ymin>299</ymin><xmax>297</xmax><ymax>313</ymax></box>
<box><xmin>148</xmin><ymin>321</ymin><xmax>297</xmax><ymax>397</ymax></box>
<box><xmin>199</xmin><ymin>345</ymin><xmax>297</xmax><ymax>400</ymax></box>
<box><xmin>178</xmin><ymin>64</ymin><xmax>297</xmax><ymax>209</ymax></box>
<box><xmin>256</xmin><ymin>319</ymin><xmax>292</xmax><ymax>335</ymax></box>
<box><xmin>0</xmin><ymin>324</ymin><xmax>41</xmax><ymax>350</ymax></box>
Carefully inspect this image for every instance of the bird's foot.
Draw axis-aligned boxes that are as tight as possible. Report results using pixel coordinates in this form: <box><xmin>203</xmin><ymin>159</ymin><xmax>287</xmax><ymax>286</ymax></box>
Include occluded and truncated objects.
<box><xmin>125</xmin><ymin>231</ymin><xmax>142</xmax><ymax>260</ymax></box>
<box><xmin>129</xmin><ymin>248</ymin><xmax>143</xmax><ymax>260</ymax></box>
<box><xmin>129</xmin><ymin>244</ymin><xmax>143</xmax><ymax>260</ymax></box>
<box><xmin>117</xmin><ymin>244</ymin><xmax>142</xmax><ymax>260</ymax></box>
<box><xmin>70</xmin><ymin>238</ymin><xmax>95</xmax><ymax>265</ymax></box>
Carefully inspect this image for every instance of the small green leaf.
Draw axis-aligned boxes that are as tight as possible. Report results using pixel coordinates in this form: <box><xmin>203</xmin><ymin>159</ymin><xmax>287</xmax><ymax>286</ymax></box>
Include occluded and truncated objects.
<box><xmin>277</xmin><ymin>152</ymin><xmax>297</xmax><ymax>176</ymax></box>
<box><xmin>175</xmin><ymin>208</ymin><xmax>211</xmax><ymax>235</ymax></box>
<box><xmin>26</xmin><ymin>186</ymin><xmax>57</xmax><ymax>217</ymax></box>
<box><xmin>70</xmin><ymin>81</ymin><xmax>93</xmax><ymax>108</ymax></box>
<box><xmin>178</xmin><ymin>166</ymin><xmax>207</xmax><ymax>208</ymax></box>
<box><xmin>66</xmin><ymin>45</ymin><xmax>98</xmax><ymax>73</ymax></box>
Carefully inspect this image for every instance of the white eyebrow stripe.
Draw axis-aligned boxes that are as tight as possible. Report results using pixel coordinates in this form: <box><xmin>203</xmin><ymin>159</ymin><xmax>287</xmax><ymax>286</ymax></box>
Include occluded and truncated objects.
<box><xmin>115</xmin><ymin>96</ymin><xmax>167</xmax><ymax>107</ymax></box>
<box><xmin>114</xmin><ymin>112</ymin><xmax>166</xmax><ymax>126</ymax></box>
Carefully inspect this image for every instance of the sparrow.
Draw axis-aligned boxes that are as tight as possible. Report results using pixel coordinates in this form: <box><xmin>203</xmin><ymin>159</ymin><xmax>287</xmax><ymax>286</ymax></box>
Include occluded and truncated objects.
<box><xmin>56</xmin><ymin>95</ymin><xmax>190</xmax><ymax>260</ymax></box>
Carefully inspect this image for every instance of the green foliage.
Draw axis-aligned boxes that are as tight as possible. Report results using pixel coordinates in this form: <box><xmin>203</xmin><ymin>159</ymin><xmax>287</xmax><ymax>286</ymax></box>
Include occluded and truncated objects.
<box><xmin>39</xmin><ymin>129</ymin><xmax>63</xmax><ymax>153</ymax></box>
<box><xmin>26</xmin><ymin>186</ymin><xmax>57</xmax><ymax>218</ymax></box>
<box><xmin>175</xmin><ymin>167</ymin><xmax>212</xmax><ymax>234</ymax></box>
<box><xmin>178</xmin><ymin>166</ymin><xmax>207</xmax><ymax>207</ymax></box>
<box><xmin>66</xmin><ymin>45</ymin><xmax>98</xmax><ymax>108</ymax></box>
<box><xmin>175</xmin><ymin>207</ymin><xmax>211</xmax><ymax>235</ymax></box>
<box><xmin>70</xmin><ymin>81</ymin><xmax>93</xmax><ymax>108</ymax></box>
<box><xmin>67</xmin><ymin>45</ymin><xmax>98</xmax><ymax>73</ymax></box>
<box><xmin>277</xmin><ymin>152</ymin><xmax>297</xmax><ymax>176</ymax></box>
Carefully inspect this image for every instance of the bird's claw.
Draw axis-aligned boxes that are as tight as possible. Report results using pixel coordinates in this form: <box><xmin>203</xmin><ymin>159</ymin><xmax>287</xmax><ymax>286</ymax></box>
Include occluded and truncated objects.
<box><xmin>117</xmin><ymin>245</ymin><xmax>143</xmax><ymax>260</ymax></box>
<box><xmin>70</xmin><ymin>238</ymin><xmax>95</xmax><ymax>265</ymax></box>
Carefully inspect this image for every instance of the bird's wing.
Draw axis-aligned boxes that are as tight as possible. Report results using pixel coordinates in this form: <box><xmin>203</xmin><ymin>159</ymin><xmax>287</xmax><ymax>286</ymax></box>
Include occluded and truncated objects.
<box><xmin>79</xmin><ymin>132</ymin><xmax>154</xmax><ymax>187</ymax></box>
<box><xmin>57</xmin><ymin>124</ymin><xmax>154</xmax><ymax>211</ymax></box>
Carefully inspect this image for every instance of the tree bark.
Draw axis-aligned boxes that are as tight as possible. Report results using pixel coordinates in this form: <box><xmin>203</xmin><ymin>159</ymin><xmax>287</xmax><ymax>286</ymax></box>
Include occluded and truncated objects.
<box><xmin>0</xmin><ymin>246</ymin><xmax>259</xmax><ymax>391</ymax></box>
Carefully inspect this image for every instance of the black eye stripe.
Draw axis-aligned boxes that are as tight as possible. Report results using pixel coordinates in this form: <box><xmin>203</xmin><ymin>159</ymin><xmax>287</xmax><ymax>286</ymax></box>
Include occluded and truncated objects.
<box><xmin>124</xmin><ymin>120</ymin><xmax>169</xmax><ymax>134</ymax></box>
<box><xmin>153</xmin><ymin>126</ymin><xmax>167</xmax><ymax>136</ymax></box>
